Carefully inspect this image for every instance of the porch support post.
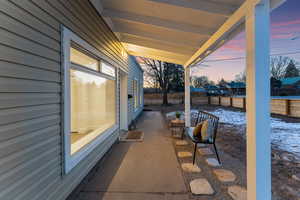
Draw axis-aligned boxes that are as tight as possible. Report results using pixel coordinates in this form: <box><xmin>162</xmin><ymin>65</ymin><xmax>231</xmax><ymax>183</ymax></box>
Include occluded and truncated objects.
<box><xmin>184</xmin><ymin>66</ymin><xmax>191</xmax><ymax>127</ymax></box>
<box><xmin>245</xmin><ymin>0</ymin><xmax>271</xmax><ymax>200</ymax></box>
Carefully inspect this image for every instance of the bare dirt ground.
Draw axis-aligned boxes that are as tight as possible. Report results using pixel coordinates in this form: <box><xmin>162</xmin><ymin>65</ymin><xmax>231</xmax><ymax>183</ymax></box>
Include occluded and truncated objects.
<box><xmin>145</xmin><ymin>104</ymin><xmax>300</xmax><ymax>200</ymax></box>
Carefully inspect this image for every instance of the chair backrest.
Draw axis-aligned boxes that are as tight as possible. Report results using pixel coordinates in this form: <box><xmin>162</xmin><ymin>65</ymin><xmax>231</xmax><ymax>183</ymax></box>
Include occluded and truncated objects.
<box><xmin>195</xmin><ymin>110</ymin><xmax>219</xmax><ymax>143</ymax></box>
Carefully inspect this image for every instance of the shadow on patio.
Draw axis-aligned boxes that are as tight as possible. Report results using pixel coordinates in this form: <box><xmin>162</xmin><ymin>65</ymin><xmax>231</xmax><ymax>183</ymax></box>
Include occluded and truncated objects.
<box><xmin>68</xmin><ymin>111</ymin><xmax>190</xmax><ymax>200</ymax></box>
<box><xmin>68</xmin><ymin>110</ymin><xmax>251</xmax><ymax>200</ymax></box>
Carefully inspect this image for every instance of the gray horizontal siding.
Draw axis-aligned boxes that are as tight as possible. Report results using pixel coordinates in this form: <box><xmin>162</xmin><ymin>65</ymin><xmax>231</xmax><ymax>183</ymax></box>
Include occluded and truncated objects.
<box><xmin>0</xmin><ymin>135</ymin><xmax>60</xmax><ymax>175</ymax></box>
<box><xmin>0</xmin><ymin>27</ymin><xmax>60</xmax><ymax>61</ymax></box>
<box><xmin>0</xmin><ymin>11</ymin><xmax>60</xmax><ymax>50</ymax></box>
<box><xmin>0</xmin><ymin>125</ymin><xmax>60</xmax><ymax>158</ymax></box>
<box><xmin>0</xmin><ymin>77</ymin><xmax>60</xmax><ymax>92</ymax></box>
<box><xmin>0</xmin><ymin>0</ymin><xmax>135</xmax><ymax>200</ymax></box>
<box><xmin>0</xmin><ymin>60</ymin><xmax>60</xmax><ymax>82</ymax></box>
<box><xmin>0</xmin><ymin>115</ymin><xmax>60</xmax><ymax>142</ymax></box>
<box><xmin>128</xmin><ymin>56</ymin><xmax>144</xmax><ymax>123</ymax></box>
<box><xmin>0</xmin><ymin>0</ymin><xmax>60</xmax><ymax>41</ymax></box>
<box><xmin>0</xmin><ymin>93</ymin><xmax>60</xmax><ymax>108</ymax></box>
<box><xmin>0</xmin><ymin>45</ymin><xmax>60</xmax><ymax>72</ymax></box>
<box><xmin>0</xmin><ymin>104</ymin><xmax>60</xmax><ymax>126</ymax></box>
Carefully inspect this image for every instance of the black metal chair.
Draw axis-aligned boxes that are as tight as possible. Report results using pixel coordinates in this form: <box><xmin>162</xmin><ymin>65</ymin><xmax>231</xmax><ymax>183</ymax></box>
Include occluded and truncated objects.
<box><xmin>187</xmin><ymin>110</ymin><xmax>220</xmax><ymax>165</ymax></box>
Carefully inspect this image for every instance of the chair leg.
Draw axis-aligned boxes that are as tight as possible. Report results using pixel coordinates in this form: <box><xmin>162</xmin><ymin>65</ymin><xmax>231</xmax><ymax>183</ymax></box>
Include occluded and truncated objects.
<box><xmin>213</xmin><ymin>143</ymin><xmax>221</xmax><ymax>164</ymax></box>
<box><xmin>181</xmin><ymin>128</ymin><xmax>185</xmax><ymax>139</ymax></box>
<box><xmin>193</xmin><ymin>143</ymin><xmax>197</xmax><ymax>165</ymax></box>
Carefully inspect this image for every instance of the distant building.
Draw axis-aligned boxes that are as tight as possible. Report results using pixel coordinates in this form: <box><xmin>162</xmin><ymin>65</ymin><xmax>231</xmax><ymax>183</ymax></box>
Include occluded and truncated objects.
<box><xmin>190</xmin><ymin>86</ymin><xmax>206</xmax><ymax>93</ymax></box>
<box><xmin>204</xmin><ymin>85</ymin><xmax>220</xmax><ymax>96</ymax></box>
<box><xmin>226</xmin><ymin>81</ymin><xmax>246</xmax><ymax>95</ymax></box>
<box><xmin>280</xmin><ymin>77</ymin><xmax>300</xmax><ymax>89</ymax></box>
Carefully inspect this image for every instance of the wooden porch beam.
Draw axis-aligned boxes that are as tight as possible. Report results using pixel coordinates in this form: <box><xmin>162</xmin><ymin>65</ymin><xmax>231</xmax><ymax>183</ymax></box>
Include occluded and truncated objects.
<box><xmin>114</xmin><ymin>27</ymin><xmax>203</xmax><ymax>49</ymax></box>
<box><xmin>147</xmin><ymin>0</ymin><xmax>237</xmax><ymax>17</ymax></box>
<box><xmin>102</xmin><ymin>9</ymin><xmax>215</xmax><ymax>36</ymax></box>
<box><xmin>184</xmin><ymin>66</ymin><xmax>191</xmax><ymax>127</ymax></box>
<box><xmin>120</xmin><ymin>34</ymin><xmax>196</xmax><ymax>56</ymax></box>
<box><xmin>246</xmin><ymin>0</ymin><xmax>271</xmax><ymax>199</ymax></box>
<box><xmin>183</xmin><ymin>0</ymin><xmax>285</xmax><ymax>68</ymax></box>
<box><xmin>183</xmin><ymin>1</ymin><xmax>250</xmax><ymax>67</ymax></box>
<box><xmin>125</xmin><ymin>49</ymin><xmax>187</xmax><ymax>65</ymax></box>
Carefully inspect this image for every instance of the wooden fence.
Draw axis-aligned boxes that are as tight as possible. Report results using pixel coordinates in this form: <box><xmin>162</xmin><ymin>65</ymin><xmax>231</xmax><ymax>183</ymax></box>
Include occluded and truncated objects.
<box><xmin>211</xmin><ymin>96</ymin><xmax>300</xmax><ymax>117</ymax></box>
<box><xmin>144</xmin><ymin>93</ymin><xmax>300</xmax><ymax>118</ymax></box>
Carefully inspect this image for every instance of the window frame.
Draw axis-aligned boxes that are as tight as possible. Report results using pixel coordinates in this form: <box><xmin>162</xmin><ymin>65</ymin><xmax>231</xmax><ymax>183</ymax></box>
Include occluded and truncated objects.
<box><xmin>62</xmin><ymin>27</ymin><xmax>118</xmax><ymax>173</ymax></box>
<box><xmin>140</xmin><ymin>79</ymin><xmax>143</xmax><ymax>107</ymax></box>
<box><xmin>133</xmin><ymin>78</ymin><xmax>139</xmax><ymax>111</ymax></box>
<box><xmin>101</xmin><ymin>61</ymin><xmax>116</xmax><ymax>77</ymax></box>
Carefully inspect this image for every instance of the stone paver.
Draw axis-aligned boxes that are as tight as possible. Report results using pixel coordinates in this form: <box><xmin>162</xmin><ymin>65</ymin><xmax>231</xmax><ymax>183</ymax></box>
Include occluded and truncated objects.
<box><xmin>206</xmin><ymin>158</ymin><xmax>221</xmax><ymax>167</ymax></box>
<box><xmin>178</xmin><ymin>151</ymin><xmax>192</xmax><ymax>158</ymax></box>
<box><xmin>176</xmin><ymin>140</ymin><xmax>188</xmax><ymax>146</ymax></box>
<box><xmin>228</xmin><ymin>185</ymin><xmax>247</xmax><ymax>200</ymax></box>
<box><xmin>190</xmin><ymin>178</ymin><xmax>214</xmax><ymax>195</ymax></box>
<box><xmin>292</xmin><ymin>173</ymin><xmax>300</xmax><ymax>181</ymax></box>
<box><xmin>181</xmin><ymin>163</ymin><xmax>201</xmax><ymax>173</ymax></box>
<box><xmin>197</xmin><ymin>143</ymin><xmax>206</xmax><ymax>147</ymax></box>
<box><xmin>213</xmin><ymin>169</ymin><xmax>236</xmax><ymax>182</ymax></box>
<box><xmin>198</xmin><ymin>148</ymin><xmax>213</xmax><ymax>155</ymax></box>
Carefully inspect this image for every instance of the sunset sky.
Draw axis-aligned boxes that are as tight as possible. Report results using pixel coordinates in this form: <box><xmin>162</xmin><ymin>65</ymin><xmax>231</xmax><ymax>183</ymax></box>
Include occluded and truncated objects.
<box><xmin>191</xmin><ymin>0</ymin><xmax>300</xmax><ymax>82</ymax></box>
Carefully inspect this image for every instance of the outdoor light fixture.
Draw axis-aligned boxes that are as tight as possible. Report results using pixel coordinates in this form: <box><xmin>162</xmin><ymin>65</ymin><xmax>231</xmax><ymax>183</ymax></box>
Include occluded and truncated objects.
<box><xmin>205</xmin><ymin>50</ymin><xmax>212</xmax><ymax>55</ymax></box>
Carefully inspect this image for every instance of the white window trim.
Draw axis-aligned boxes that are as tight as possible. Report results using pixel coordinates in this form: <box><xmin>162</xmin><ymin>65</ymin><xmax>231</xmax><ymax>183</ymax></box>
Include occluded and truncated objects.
<box><xmin>140</xmin><ymin>79</ymin><xmax>143</xmax><ymax>107</ymax></box>
<box><xmin>133</xmin><ymin>78</ymin><xmax>139</xmax><ymax>112</ymax></box>
<box><xmin>62</xmin><ymin>27</ymin><xmax>118</xmax><ymax>173</ymax></box>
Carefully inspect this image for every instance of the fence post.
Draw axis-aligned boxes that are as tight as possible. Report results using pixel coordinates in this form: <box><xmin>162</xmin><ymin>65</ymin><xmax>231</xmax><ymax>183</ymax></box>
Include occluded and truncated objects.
<box><xmin>218</xmin><ymin>96</ymin><xmax>221</xmax><ymax>105</ymax></box>
<box><xmin>208</xmin><ymin>96</ymin><xmax>211</xmax><ymax>105</ymax></box>
<box><xmin>230</xmin><ymin>97</ymin><xmax>233</xmax><ymax>107</ymax></box>
<box><xmin>286</xmin><ymin>99</ymin><xmax>290</xmax><ymax>116</ymax></box>
<box><xmin>243</xmin><ymin>97</ymin><xmax>246</xmax><ymax>111</ymax></box>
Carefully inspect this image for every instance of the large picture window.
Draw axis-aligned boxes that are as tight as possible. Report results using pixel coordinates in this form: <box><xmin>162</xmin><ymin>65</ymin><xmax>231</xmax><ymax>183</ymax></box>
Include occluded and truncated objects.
<box><xmin>63</xmin><ymin>27</ymin><xmax>117</xmax><ymax>173</ymax></box>
<box><xmin>70</xmin><ymin>69</ymin><xmax>116</xmax><ymax>154</ymax></box>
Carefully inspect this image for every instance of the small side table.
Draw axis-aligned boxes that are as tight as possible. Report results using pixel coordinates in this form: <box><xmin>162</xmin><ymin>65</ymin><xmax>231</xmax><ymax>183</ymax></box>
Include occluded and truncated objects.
<box><xmin>170</xmin><ymin>119</ymin><xmax>185</xmax><ymax>139</ymax></box>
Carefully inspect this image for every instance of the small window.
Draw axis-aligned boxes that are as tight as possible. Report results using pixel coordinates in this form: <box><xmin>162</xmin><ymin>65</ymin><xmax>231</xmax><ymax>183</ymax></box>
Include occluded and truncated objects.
<box><xmin>140</xmin><ymin>84</ymin><xmax>143</xmax><ymax>106</ymax></box>
<box><xmin>133</xmin><ymin>79</ymin><xmax>139</xmax><ymax>110</ymax></box>
<box><xmin>70</xmin><ymin>47</ymin><xmax>99</xmax><ymax>71</ymax></box>
<box><xmin>101</xmin><ymin>62</ymin><xmax>115</xmax><ymax>77</ymax></box>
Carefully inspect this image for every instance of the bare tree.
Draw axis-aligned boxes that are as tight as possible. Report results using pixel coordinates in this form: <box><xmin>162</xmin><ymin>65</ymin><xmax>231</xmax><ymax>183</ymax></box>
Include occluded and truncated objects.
<box><xmin>217</xmin><ymin>78</ymin><xmax>228</xmax><ymax>87</ymax></box>
<box><xmin>284</xmin><ymin>60</ymin><xmax>299</xmax><ymax>78</ymax></box>
<box><xmin>192</xmin><ymin>76</ymin><xmax>209</xmax><ymax>88</ymax></box>
<box><xmin>140</xmin><ymin>58</ymin><xmax>176</xmax><ymax>105</ymax></box>
<box><xmin>235</xmin><ymin>70</ymin><xmax>246</xmax><ymax>83</ymax></box>
<box><xmin>270</xmin><ymin>56</ymin><xmax>291</xmax><ymax>79</ymax></box>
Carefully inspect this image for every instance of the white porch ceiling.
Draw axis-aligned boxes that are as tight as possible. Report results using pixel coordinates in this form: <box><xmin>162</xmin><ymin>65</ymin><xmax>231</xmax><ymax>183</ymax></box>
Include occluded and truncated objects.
<box><xmin>91</xmin><ymin>0</ymin><xmax>285</xmax><ymax>66</ymax></box>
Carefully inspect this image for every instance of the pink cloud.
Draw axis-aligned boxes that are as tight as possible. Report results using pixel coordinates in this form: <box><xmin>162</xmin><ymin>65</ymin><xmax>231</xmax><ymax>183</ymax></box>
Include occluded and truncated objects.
<box><xmin>272</xmin><ymin>19</ymin><xmax>300</xmax><ymax>27</ymax></box>
<box><xmin>222</xmin><ymin>44</ymin><xmax>244</xmax><ymax>52</ymax></box>
<box><xmin>213</xmin><ymin>55</ymin><xmax>234</xmax><ymax>60</ymax></box>
<box><xmin>271</xmin><ymin>26</ymin><xmax>300</xmax><ymax>33</ymax></box>
<box><xmin>221</xmin><ymin>39</ymin><xmax>245</xmax><ymax>52</ymax></box>
<box><xmin>271</xmin><ymin>33</ymin><xmax>294</xmax><ymax>39</ymax></box>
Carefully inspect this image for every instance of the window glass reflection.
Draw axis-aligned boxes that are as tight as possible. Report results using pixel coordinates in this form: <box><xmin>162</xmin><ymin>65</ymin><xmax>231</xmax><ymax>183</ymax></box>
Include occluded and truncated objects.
<box><xmin>70</xmin><ymin>69</ymin><xmax>116</xmax><ymax>154</ymax></box>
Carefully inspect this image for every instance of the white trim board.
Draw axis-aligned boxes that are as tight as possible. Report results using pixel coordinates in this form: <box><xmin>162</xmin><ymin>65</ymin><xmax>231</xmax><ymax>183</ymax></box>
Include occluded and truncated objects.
<box><xmin>62</xmin><ymin>26</ymin><xmax>119</xmax><ymax>173</ymax></box>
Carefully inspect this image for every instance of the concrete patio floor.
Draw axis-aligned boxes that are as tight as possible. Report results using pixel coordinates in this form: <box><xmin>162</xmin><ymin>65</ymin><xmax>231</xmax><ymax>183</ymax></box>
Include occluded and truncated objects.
<box><xmin>71</xmin><ymin>111</ymin><xmax>189</xmax><ymax>200</ymax></box>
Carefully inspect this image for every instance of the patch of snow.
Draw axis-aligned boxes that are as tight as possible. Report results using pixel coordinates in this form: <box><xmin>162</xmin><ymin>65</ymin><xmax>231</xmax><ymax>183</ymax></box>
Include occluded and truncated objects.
<box><xmin>166</xmin><ymin>109</ymin><xmax>300</xmax><ymax>157</ymax></box>
<box><xmin>206</xmin><ymin>109</ymin><xmax>300</xmax><ymax>157</ymax></box>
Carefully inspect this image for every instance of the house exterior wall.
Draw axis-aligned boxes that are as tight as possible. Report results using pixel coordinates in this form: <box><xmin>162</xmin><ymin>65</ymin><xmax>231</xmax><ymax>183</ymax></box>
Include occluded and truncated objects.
<box><xmin>128</xmin><ymin>56</ymin><xmax>144</xmax><ymax>124</ymax></box>
<box><xmin>0</xmin><ymin>1</ymin><xmax>143</xmax><ymax>200</ymax></box>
